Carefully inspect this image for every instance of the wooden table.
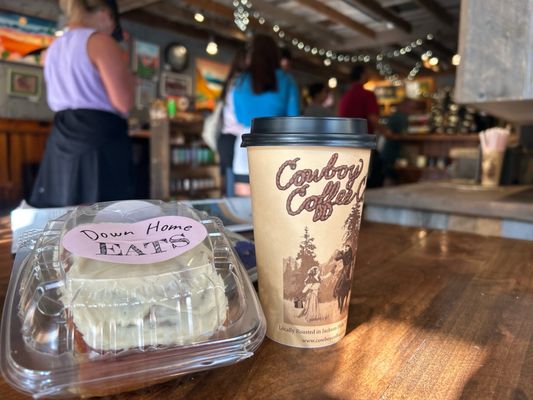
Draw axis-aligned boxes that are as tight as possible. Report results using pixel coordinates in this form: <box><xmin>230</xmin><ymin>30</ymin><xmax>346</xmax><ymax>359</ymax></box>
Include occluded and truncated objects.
<box><xmin>1</xmin><ymin>216</ymin><xmax>532</xmax><ymax>399</ymax></box>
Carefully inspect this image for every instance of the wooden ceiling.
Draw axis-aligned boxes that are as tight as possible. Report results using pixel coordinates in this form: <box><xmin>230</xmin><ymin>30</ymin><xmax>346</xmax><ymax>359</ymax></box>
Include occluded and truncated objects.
<box><xmin>0</xmin><ymin>0</ymin><xmax>461</xmax><ymax>77</ymax></box>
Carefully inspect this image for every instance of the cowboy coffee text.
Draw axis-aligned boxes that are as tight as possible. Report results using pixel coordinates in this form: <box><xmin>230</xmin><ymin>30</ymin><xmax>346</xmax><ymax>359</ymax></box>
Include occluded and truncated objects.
<box><xmin>275</xmin><ymin>153</ymin><xmax>366</xmax><ymax>222</ymax></box>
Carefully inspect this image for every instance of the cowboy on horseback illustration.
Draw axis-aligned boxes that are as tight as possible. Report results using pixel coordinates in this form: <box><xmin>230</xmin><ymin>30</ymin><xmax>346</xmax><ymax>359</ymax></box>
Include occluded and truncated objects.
<box><xmin>333</xmin><ymin>244</ymin><xmax>354</xmax><ymax>314</ymax></box>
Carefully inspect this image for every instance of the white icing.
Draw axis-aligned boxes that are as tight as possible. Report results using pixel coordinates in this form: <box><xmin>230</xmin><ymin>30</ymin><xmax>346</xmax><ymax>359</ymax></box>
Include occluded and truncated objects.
<box><xmin>61</xmin><ymin>243</ymin><xmax>228</xmax><ymax>351</ymax></box>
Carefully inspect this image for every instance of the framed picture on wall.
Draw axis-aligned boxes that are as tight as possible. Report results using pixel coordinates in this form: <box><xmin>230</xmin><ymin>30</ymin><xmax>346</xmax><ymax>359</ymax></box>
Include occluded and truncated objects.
<box><xmin>132</xmin><ymin>40</ymin><xmax>160</xmax><ymax>80</ymax></box>
<box><xmin>195</xmin><ymin>58</ymin><xmax>231</xmax><ymax>110</ymax></box>
<box><xmin>135</xmin><ymin>79</ymin><xmax>157</xmax><ymax>109</ymax></box>
<box><xmin>7</xmin><ymin>68</ymin><xmax>42</xmax><ymax>99</ymax></box>
<box><xmin>160</xmin><ymin>72</ymin><xmax>192</xmax><ymax>98</ymax></box>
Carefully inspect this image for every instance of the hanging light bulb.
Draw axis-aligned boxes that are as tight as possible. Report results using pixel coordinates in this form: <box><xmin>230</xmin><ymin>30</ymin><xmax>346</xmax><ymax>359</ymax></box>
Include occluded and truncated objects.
<box><xmin>206</xmin><ymin>37</ymin><xmax>218</xmax><ymax>55</ymax></box>
<box><xmin>452</xmin><ymin>54</ymin><xmax>461</xmax><ymax>66</ymax></box>
<box><xmin>324</xmin><ymin>58</ymin><xmax>332</xmax><ymax>66</ymax></box>
<box><xmin>194</xmin><ymin>12</ymin><xmax>205</xmax><ymax>23</ymax></box>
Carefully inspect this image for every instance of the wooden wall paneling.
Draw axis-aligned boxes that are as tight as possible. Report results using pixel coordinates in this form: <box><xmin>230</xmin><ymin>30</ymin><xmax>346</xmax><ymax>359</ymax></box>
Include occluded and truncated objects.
<box><xmin>0</xmin><ymin>132</ymin><xmax>9</xmax><ymax>187</ymax></box>
<box><xmin>8</xmin><ymin>133</ymin><xmax>23</xmax><ymax>204</ymax></box>
<box><xmin>0</xmin><ymin>119</ymin><xmax>51</xmax><ymax>207</ymax></box>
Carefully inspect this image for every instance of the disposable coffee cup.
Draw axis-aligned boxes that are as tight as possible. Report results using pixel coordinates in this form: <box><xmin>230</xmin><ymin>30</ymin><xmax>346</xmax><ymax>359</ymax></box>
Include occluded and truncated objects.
<box><xmin>242</xmin><ymin>117</ymin><xmax>376</xmax><ymax>348</ymax></box>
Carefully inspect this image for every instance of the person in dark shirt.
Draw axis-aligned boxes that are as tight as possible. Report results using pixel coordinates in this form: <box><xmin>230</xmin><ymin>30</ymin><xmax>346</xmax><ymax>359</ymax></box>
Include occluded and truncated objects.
<box><xmin>303</xmin><ymin>82</ymin><xmax>334</xmax><ymax>117</ymax></box>
<box><xmin>339</xmin><ymin>65</ymin><xmax>383</xmax><ymax>187</ymax></box>
<box><xmin>338</xmin><ymin>65</ymin><xmax>380</xmax><ymax>134</ymax></box>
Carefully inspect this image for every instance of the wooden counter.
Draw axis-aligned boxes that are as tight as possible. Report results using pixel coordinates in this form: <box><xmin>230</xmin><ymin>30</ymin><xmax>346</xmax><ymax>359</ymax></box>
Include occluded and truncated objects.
<box><xmin>0</xmin><ymin>216</ymin><xmax>532</xmax><ymax>399</ymax></box>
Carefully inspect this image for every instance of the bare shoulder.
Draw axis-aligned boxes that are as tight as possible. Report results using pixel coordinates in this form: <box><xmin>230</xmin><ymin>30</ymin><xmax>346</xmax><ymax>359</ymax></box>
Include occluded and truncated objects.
<box><xmin>87</xmin><ymin>32</ymin><xmax>121</xmax><ymax>60</ymax></box>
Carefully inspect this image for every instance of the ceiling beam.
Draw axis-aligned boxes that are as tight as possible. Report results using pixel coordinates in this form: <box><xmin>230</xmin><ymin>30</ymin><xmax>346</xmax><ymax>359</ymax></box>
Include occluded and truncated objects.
<box><xmin>168</xmin><ymin>0</ymin><xmax>235</xmax><ymax>20</ymax></box>
<box><xmin>124</xmin><ymin>9</ymin><xmax>233</xmax><ymax>42</ymax></box>
<box><xmin>140</xmin><ymin>2</ymin><xmax>246</xmax><ymax>42</ymax></box>
<box><xmin>425</xmin><ymin>39</ymin><xmax>455</xmax><ymax>59</ymax></box>
<box><xmin>341</xmin><ymin>0</ymin><xmax>411</xmax><ymax>33</ymax></box>
<box><xmin>118</xmin><ymin>0</ymin><xmax>162</xmax><ymax>14</ymax></box>
<box><xmin>295</xmin><ymin>0</ymin><xmax>376</xmax><ymax>39</ymax></box>
<box><xmin>0</xmin><ymin>0</ymin><xmax>59</xmax><ymax>21</ymax></box>
<box><xmin>247</xmin><ymin>0</ymin><xmax>345</xmax><ymax>46</ymax></box>
<box><xmin>413</xmin><ymin>0</ymin><xmax>455</xmax><ymax>26</ymax></box>
<box><xmin>124</xmin><ymin>8</ymin><xmax>346</xmax><ymax>80</ymax></box>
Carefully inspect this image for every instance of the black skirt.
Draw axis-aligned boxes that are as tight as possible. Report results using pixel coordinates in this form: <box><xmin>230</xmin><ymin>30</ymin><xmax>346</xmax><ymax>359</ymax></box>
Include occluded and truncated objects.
<box><xmin>29</xmin><ymin>109</ymin><xmax>134</xmax><ymax>207</ymax></box>
<box><xmin>216</xmin><ymin>133</ymin><xmax>236</xmax><ymax>175</ymax></box>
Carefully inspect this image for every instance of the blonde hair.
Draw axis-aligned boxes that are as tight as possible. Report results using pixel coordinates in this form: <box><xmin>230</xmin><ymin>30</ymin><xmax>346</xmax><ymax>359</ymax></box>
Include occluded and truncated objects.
<box><xmin>59</xmin><ymin>0</ymin><xmax>110</xmax><ymax>23</ymax></box>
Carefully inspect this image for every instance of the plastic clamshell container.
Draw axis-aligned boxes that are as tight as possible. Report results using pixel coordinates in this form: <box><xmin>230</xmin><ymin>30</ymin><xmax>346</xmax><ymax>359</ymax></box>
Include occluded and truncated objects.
<box><xmin>0</xmin><ymin>200</ymin><xmax>265</xmax><ymax>398</ymax></box>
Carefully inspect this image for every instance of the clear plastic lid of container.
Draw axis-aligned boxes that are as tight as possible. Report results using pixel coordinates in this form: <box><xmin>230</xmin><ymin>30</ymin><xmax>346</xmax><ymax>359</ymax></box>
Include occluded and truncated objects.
<box><xmin>1</xmin><ymin>200</ymin><xmax>265</xmax><ymax>398</ymax></box>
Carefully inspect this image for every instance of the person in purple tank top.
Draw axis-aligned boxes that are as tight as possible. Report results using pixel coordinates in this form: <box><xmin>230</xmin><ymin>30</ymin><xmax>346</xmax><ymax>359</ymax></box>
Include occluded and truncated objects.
<box><xmin>30</xmin><ymin>0</ymin><xmax>135</xmax><ymax>207</ymax></box>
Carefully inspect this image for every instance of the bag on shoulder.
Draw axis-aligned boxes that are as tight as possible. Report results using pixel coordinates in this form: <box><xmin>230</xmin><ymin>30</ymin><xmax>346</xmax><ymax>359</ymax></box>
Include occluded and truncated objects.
<box><xmin>201</xmin><ymin>101</ymin><xmax>224</xmax><ymax>151</ymax></box>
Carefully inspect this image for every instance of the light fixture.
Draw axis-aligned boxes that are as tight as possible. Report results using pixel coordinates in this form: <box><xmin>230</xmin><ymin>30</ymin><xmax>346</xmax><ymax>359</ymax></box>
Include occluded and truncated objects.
<box><xmin>452</xmin><ymin>54</ymin><xmax>461</xmax><ymax>66</ymax></box>
<box><xmin>194</xmin><ymin>12</ymin><xmax>205</xmax><ymax>23</ymax></box>
<box><xmin>328</xmin><ymin>77</ymin><xmax>337</xmax><ymax>89</ymax></box>
<box><xmin>206</xmin><ymin>37</ymin><xmax>218</xmax><ymax>55</ymax></box>
<box><xmin>273</xmin><ymin>24</ymin><xmax>280</xmax><ymax>32</ymax></box>
<box><xmin>324</xmin><ymin>58</ymin><xmax>331</xmax><ymax>66</ymax></box>
<box><xmin>426</xmin><ymin>33</ymin><xmax>434</xmax><ymax>40</ymax></box>
<box><xmin>429</xmin><ymin>57</ymin><xmax>439</xmax><ymax>66</ymax></box>
<box><xmin>258</xmin><ymin>17</ymin><xmax>265</xmax><ymax>24</ymax></box>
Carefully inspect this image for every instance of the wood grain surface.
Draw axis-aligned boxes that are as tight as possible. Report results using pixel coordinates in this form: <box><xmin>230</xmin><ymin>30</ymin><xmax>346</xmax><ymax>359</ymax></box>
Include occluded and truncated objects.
<box><xmin>0</xmin><ymin>216</ymin><xmax>532</xmax><ymax>400</ymax></box>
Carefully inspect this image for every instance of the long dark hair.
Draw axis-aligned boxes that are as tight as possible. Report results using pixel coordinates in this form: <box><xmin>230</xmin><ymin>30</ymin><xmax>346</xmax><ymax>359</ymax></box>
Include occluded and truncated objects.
<box><xmin>220</xmin><ymin>46</ymin><xmax>247</xmax><ymax>100</ymax></box>
<box><xmin>248</xmin><ymin>34</ymin><xmax>280</xmax><ymax>94</ymax></box>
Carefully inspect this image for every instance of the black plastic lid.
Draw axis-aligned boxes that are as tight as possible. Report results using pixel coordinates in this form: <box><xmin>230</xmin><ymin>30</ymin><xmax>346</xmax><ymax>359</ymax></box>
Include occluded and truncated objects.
<box><xmin>241</xmin><ymin>117</ymin><xmax>376</xmax><ymax>149</ymax></box>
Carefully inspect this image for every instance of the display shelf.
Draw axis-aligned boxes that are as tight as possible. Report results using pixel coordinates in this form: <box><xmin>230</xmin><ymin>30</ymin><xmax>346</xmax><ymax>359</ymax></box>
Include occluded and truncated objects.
<box><xmin>150</xmin><ymin>116</ymin><xmax>221</xmax><ymax>200</ymax></box>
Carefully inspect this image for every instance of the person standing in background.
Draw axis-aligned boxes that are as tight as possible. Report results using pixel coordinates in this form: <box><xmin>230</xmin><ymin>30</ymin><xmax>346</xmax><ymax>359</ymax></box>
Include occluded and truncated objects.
<box><xmin>303</xmin><ymin>82</ymin><xmax>334</xmax><ymax>117</ymax></box>
<box><xmin>217</xmin><ymin>48</ymin><xmax>247</xmax><ymax>197</ymax></box>
<box><xmin>338</xmin><ymin>65</ymin><xmax>383</xmax><ymax>187</ymax></box>
<box><xmin>232</xmin><ymin>35</ymin><xmax>300</xmax><ymax>196</ymax></box>
<box><xmin>280</xmin><ymin>48</ymin><xmax>292</xmax><ymax>73</ymax></box>
<box><xmin>338</xmin><ymin>65</ymin><xmax>380</xmax><ymax>134</ymax></box>
<box><xmin>30</xmin><ymin>0</ymin><xmax>134</xmax><ymax>207</ymax></box>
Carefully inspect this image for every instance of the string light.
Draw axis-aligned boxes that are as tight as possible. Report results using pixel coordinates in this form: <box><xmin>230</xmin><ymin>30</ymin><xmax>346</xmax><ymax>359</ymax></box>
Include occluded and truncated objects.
<box><xmin>328</xmin><ymin>77</ymin><xmax>337</xmax><ymax>89</ymax></box>
<box><xmin>429</xmin><ymin>57</ymin><xmax>439</xmax><ymax>66</ymax></box>
<box><xmin>232</xmin><ymin>0</ymin><xmax>438</xmax><ymax>80</ymax></box>
<box><xmin>233</xmin><ymin>0</ymin><xmax>251</xmax><ymax>31</ymax></box>
<box><xmin>407</xmin><ymin>62</ymin><xmax>422</xmax><ymax>80</ymax></box>
<box><xmin>194</xmin><ymin>12</ymin><xmax>205</xmax><ymax>23</ymax></box>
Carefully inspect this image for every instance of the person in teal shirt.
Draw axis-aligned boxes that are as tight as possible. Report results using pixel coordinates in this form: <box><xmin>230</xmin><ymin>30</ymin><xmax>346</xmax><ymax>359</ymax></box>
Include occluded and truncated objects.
<box><xmin>232</xmin><ymin>35</ymin><xmax>300</xmax><ymax>196</ymax></box>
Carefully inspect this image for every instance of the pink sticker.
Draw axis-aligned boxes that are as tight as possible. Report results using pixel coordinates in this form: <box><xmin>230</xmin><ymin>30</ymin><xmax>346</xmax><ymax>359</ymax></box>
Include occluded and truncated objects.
<box><xmin>62</xmin><ymin>216</ymin><xmax>208</xmax><ymax>264</ymax></box>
